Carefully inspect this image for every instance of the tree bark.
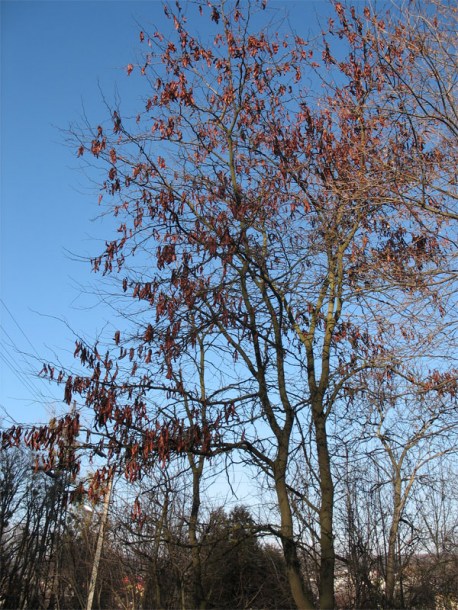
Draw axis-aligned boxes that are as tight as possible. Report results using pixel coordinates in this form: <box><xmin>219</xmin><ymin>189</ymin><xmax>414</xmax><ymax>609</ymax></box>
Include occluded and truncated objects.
<box><xmin>385</xmin><ymin>476</ymin><xmax>402</xmax><ymax>606</ymax></box>
<box><xmin>86</xmin><ymin>476</ymin><xmax>113</xmax><ymax>610</ymax></box>
<box><xmin>188</xmin><ymin>457</ymin><xmax>207</xmax><ymax>610</ymax></box>
<box><xmin>314</xmin><ymin>408</ymin><xmax>336</xmax><ymax>610</ymax></box>
<box><xmin>275</xmin><ymin>465</ymin><xmax>316</xmax><ymax>610</ymax></box>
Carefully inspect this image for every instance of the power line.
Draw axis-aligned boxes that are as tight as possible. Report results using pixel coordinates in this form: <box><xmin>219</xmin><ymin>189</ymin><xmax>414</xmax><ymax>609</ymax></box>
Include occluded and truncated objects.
<box><xmin>0</xmin><ymin>299</ymin><xmax>42</xmax><ymax>359</ymax></box>
<box><xmin>0</xmin><ymin>303</ymin><xmax>58</xmax><ymax>411</ymax></box>
<box><xmin>0</xmin><ymin>350</ymin><xmax>49</xmax><ymax>407</ymax></box>
<box><xmin>0</xmin><ymin>323</ymin><xmax>50</xmax><ymax>398</ymax></box>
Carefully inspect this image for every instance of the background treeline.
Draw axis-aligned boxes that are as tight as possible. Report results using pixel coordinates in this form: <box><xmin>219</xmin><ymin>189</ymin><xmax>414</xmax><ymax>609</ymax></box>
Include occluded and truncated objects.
<box><xmin>1</xmin><ymin>445</ymin><xmax>457</xmax><ymax>609</ymax></box>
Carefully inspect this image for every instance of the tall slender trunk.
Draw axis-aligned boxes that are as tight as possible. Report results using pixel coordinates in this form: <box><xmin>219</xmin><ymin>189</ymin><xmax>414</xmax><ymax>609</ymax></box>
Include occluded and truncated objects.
<box><xmin>187</xmin><ymin>331</ymin><xmax>207</xmax><ymax>609</ymax></box>
<box><xmin>385</xmin><ymin>477</ymin><xmax>402</xmax><ymax>606</ymax></box>
<box><xmin>188</xmin><ymin>458</ymin><xmax>206</xmax><ymax>609</ymax></box>
<box><xmin>275</xmin><ymin>464</ymin><xmax>316</xmax><ymax>610</ymax></box>
<box><xmin>86</xmin><ymin>475</ymin><xmax>113</xmax><ymax>610</ymax></box>
<box><xmin>143</xmin><ymin>492</ymin><xmax>169</xmax><ymax>610</ymax></box>
<box><xmin>314</xmin><ymin>409</ymin><xmax>335</xmax><ymax>610</ymax></box>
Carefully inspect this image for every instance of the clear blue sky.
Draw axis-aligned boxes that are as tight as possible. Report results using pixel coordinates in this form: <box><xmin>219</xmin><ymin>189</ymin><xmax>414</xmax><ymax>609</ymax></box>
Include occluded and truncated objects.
<box><xmin>0</xmin><ymin>0</ymin><xmax>332</xmax><ymax>427</ymax></box>
<box><xmin>1</xmin><ymin>1</ymin><xmax>165</xmax><ymax>425</ymax></box>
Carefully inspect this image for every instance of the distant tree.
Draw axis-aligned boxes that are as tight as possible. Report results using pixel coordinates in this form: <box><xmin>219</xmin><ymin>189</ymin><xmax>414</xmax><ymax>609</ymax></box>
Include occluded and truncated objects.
<box><xmin>333</xmin><ymin>368</ymin><xmax>458</xmax><ymax>609</ymax></box>
<box><xmin>0</xmin><ymin>447</ymin><xmax>71</xmax><ymax>609</ymax></box>
<box><xmin>199</xmin><ymin>505</ymin><xmax>294</xmax><ymax>609</ymax></box>
<box><xmin>363</xmin><ymin>374</ymin><xmax>457</xmax><ymax>606</ymax></box>
<box><xmin>0</xmin><ymin>448</ymin><xmax>30</xmax><ymax>608</ymax></box>
<box><xmin>407</xmin><ymin>466</ymin><xmax>458</xmax><ymax>608</ymax></box>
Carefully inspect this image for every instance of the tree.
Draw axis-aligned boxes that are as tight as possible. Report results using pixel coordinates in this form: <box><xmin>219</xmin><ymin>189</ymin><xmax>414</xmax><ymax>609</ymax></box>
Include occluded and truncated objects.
<box><xmin>3</xmin><ymin>1</ymin><xmax>456</xmax><ymax>607</ymax></box>
<box><xmin>409</xmin><ymin>466</ymin><xmax>458</xmax><ymax>608</ymax></box>
<box><xmin>198</xmin><ymin>505</ymin><xmax>295</xmax><ymax>609</ymax></box>
<box><xmin>365</xmin><ymin>375</ymin><xmax>457</xmax><ymax>605</ymax></box>
<box><xmin>0</xmin><ymin>447</ymin><xmax>30</xmax><ymax>608</ymax></box>
<box><xmin>335</xmin><ymin>369</ymin><xmax>458</xmax><ymax>607</ymax></box>
<box><xmin>0</xmin><ymin>447</ymin><xmax>71</xmax><ymax>609</ymax></box>
<box><xmin>364</xmin><ymin>0</ymin><xmax>457</xmax><ymax>220</ymax></box>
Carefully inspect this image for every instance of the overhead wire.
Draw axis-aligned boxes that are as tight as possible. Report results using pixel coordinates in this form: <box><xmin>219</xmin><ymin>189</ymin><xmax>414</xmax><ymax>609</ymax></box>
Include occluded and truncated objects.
<box><xmin>0</xmin><ymin>300</ymin><xmax>58</xmax><ymax>412</ymax></box>
<box><xmin>0</xmin><ymin>326</ymin><xmax>51</xmax><ymax>401</ymax></box>
<box><xmin>0</xmin><ymin>298</ymin><xmax>43</xmax><ymax>358</ymax></box>
<box><xmin>0</xmin><ymin>349</ymin><xmax>45</xmax><ymax>402</ymax></box>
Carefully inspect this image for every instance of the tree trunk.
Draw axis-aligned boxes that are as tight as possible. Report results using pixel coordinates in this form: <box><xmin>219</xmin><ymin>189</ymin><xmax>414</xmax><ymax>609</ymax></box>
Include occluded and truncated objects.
<box><xmin>385</xmin><ymin>477</ymin><xmax>402</xmax><ymax>606</ymax></box>
<box><xmin>314</xmin><ymin>409</ymin><xmax>336</xmax><ymax>610</ymax></box>
<box><xmin>86</xmin><ymin>476</ymin><xmax>113</xmax><ymax>610</ymax></box>
<box><xmin>275</xmin><ymin>467</ymin><xmax>316</xmax><ymax>610</ymax></box>
<box><xmin>189</xmin><ymin>459</ymin><xmax>207</xmax><ymax>610</ymax></box>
